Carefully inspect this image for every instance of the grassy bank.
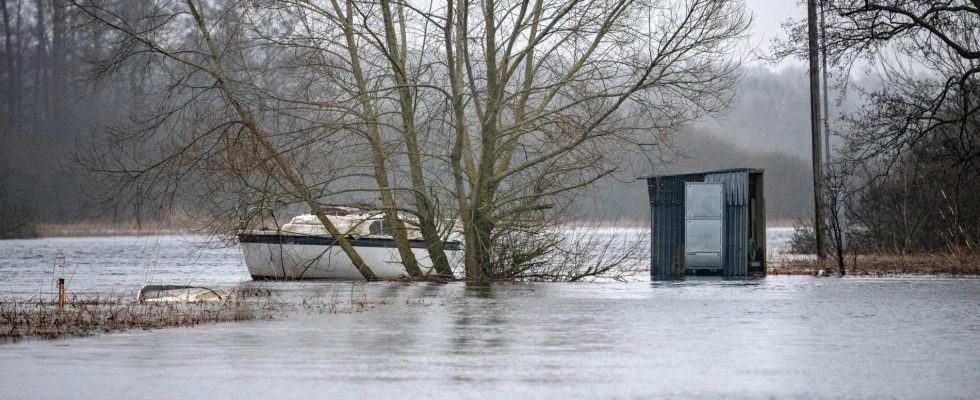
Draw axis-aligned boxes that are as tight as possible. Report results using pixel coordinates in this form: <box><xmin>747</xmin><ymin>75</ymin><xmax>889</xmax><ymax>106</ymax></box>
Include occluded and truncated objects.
<box><xmin>769</xmin><ymin>253</ymin><xmax>980</xmax><ymax>276</ymax></box>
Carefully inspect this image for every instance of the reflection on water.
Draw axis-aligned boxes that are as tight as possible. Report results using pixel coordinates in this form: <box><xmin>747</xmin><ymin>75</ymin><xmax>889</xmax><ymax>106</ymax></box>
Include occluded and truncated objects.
<box><xmin>1</xmin><ymin>236</ymin><xmax>979</xmax><ymax>399</ymax></box>
<box><xmin>453</xmin><ymin>283</ymin><xmax>510</xmax><ymax>355</ymax></box>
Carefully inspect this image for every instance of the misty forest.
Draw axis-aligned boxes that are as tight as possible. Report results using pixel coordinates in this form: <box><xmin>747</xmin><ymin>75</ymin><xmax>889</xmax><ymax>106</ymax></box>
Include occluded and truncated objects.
<box><xmin>1</xmin><ymin>0</ymin><xmax>978</xmax><ymax>279</ymax></box>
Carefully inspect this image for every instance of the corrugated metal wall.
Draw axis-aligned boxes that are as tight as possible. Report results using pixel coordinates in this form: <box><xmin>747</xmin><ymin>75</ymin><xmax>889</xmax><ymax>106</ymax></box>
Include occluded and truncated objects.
<box><xmin>648</xmin><ymin>170</ymin><xmax>753</xmax><ymax>279</ymax></box>
<box><xmin>649</xmin><ymin>203</ymin><xmax>684</xmax><ymax>279</ymax></box>
<box><xmin>649</xmin><ymin>174</ymin><xmax>702</xmax><ymax>279</ymax></box>
<box><xmin>703</xmin><ymin>171</ymin><xmax>749</xmax><ymax>278</ymax></box>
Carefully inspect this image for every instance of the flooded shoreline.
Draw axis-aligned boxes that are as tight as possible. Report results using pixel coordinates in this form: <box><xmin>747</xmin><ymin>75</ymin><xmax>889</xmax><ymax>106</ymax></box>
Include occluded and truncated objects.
<box><xmin>2</xmin><ymin>278</ymin><xmax>979</xmax><ymax>399</ymax></box>
<box><xmin>0</xmin><ymin>230</ymin><xmax>974</xmax><ymax>298</ymax></box>
<box><xmin>0</xmin><ymin>285</ymin><xmax>396</xmax><ymax>344</ymax></box>
<box><xmin>3</xmin><ymin>235</ymin><xmax>980</xmax><ymax>399</ymax></box>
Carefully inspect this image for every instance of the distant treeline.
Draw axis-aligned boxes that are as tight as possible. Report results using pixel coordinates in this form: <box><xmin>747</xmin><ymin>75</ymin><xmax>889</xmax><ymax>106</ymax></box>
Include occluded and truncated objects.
<box><xmin>0</xmin><ymin>0</ymin><xmax>138</xmax><ymax>237</ymax></box>
<box><xmin>0</xmin><ymin>0</ymin><xmax>826</xmax><ymax>238</ymax></box>
<box><xmin>579</xmin><ymin>65</ymin><xmax>834</xmax><ymax>222</ymax></box>
<box><xmin>0</xmin><ymin>1</ymin><xmax>858</xmax><ymax>238</ymax></box>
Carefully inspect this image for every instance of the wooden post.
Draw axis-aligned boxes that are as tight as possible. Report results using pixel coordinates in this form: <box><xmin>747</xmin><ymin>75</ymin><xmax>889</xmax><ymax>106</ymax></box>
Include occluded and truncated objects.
<box><xmin>807</xmin><ymin>0</ymin><xmax>828</xmax><ymax>259</ymax></box>
<box><xmin>57</xmin><ymin>278</ymin><xmax>65</xmax><ymax>312</ymax></box>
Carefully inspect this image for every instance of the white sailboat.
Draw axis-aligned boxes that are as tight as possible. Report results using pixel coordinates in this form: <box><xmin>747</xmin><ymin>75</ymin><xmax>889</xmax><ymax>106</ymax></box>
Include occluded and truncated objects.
<box><xmin>238</xmin><ymin>207</ymin><xmax>462</xmax><ymax>279</ymax></box>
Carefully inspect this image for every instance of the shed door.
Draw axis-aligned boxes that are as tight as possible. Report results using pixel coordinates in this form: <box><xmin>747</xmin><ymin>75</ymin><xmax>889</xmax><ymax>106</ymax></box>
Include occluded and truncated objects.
<box><xmin>685</xmin><ymin>183</ymin><xmax>724</xmax><ymax>268</ymax></box>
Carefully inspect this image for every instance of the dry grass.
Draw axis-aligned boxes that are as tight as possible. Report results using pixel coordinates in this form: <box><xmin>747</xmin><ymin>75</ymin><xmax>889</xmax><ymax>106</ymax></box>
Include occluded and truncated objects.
<box><xmin>297</xmin><ymin>284</ymin><xmax>393</xmax><ymax>313</ymax></box>
<box><xmin>0</xmin><ymin>285</ymin><xmax>401</xmax><ymax>344</ymax></box>
<box><xmin>36</xmin><ymin>222</ymin><xmax>185</xmax><ymax>238</ymax></box>
<box><xmin>0</xmin><ymin>292</ymin><xmax>283</xmax><ymax>344</ymax></box>
<box><xmin>299</xmin><ymin>296</ymin><xmax>392</xmax><ymax>313</ymax></box>
<box><xmin>35</xmin><ymin>212</ymin><xmax>209</xmax><ymax>238</ymax></box>
<box><xmin>769</xmin><ymin>252</ymin><xmax>980</xmax><ymax>276</ymax></box>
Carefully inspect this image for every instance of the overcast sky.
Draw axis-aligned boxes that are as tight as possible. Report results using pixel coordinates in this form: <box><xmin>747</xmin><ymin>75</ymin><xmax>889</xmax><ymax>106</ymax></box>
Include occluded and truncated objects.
<box><xmin>744</xmin><ymin>0</ymin><xmax>804</xmax><ymax>69</ymax></box>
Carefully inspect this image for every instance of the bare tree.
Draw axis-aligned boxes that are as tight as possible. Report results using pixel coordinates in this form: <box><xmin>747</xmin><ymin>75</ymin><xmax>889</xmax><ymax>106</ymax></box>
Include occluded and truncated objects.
<box><xmin>436</xmin><ymin>0</ymin><xmax>750</xmax><ymax>279</ymax></box>
<box><xmin>1</xmin><ymin>0</ymin><xmax>18</xmax><ymax>140</ymax></box>
<box><xmin>777</xmin><ymin>1</ymin><xmax>980</xmax><ymax>260</ymax></box>
<box><xmin>71</xmin><ymin>0</ymin><xmax>383</xmax><ymax>279</ymax></box>
<box><xmin>824</xmin><ymin>161</ymin><xmax>852</xmax><ymax>275</ymax></box>
<box><xmin>70</xmin><ymin>0</ymin><xmax>749</xmax><ymax>281</ymax></box>
<box><xmin>279</xmin><ymin>1</ymin><xmax>450</xmax><ymax>277</ymax></box>
<box><xmin>846</xmin><ymin>126</ymin><xmax>980</xmax><ymax>254</ymax></box>
<box><xmin>2</xmin><ymin>0</ymin><xmax>102</xmax><ymax>235</ymax></box>
<box><xmin>778</xmin><ymin>0</ymin><xmax>980</xmax><ymax>173</ymax></box>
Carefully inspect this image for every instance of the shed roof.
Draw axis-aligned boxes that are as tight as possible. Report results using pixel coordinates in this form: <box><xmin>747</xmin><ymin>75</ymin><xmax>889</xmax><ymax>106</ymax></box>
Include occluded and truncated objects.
<box><xmin>636</xmin><ymin>167</ymin><xmax>763</xmax><ymax>180</ymax></box>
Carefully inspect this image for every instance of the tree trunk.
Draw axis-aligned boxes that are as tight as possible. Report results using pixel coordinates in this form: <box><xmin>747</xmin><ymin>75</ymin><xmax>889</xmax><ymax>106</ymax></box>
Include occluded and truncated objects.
<box><xmin>377</xmin><ymin>0</ymin><xmax>453</xmax><ymax>277</ymax></box>
<box><xmin>32</xmin><ymin>0</ymin><xmax>48</xmax><ymax>133</ymax></box>
<box><xmin>185</xmin><ymin>0</ymin><xmax>378</xmax><ymax>280</ymax></box>
<box><xmin>327</xmin><ymin>0</ymin><xmax>423</xmax><ymax>278</ymax></box>
<box><xmin>443</xmin><ymin>0</ymin><xmax>480</xmax><ymax>279</ymax></box>
<box><xmin>50</xmin><ymin>0</ymin><xmax>66</xmax><ymax>118</ymax></box>
<box><xmin>463</xmin><ymin>206</ymin><xmax>495</xmax><ymax>281</ymax></box>
<box><xmin>1</xmin><ymin>0</ymin><xmax>15</xmax><ymax>139</ymax></box>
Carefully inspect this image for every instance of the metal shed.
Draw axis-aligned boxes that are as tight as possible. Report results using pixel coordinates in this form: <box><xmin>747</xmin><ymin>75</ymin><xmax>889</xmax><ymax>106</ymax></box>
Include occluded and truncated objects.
<box><xmin>641</xmin><ymin>168</ymin><xmax>766</xmax><ymax>279</ymax></box>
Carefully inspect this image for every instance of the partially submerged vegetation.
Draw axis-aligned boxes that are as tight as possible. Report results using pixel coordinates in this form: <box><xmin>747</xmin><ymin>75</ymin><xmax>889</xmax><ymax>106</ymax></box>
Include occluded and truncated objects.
<box><xmin>0</xmin><ymin>295</ymin><xmax>268</xmax><ymax>344</ymax></box>
<box><xmin>0</xmin><ymin>286</ymin><xmax>391</xmax><ymax>344</ymax></box>
<box><xmin>770</xmin><ymin>253</ymin><xmax>980</xmax><ymax>276</ymax></box>
<box><xmin>35</xmin><ymin>222</ymin><xmax>185</xmax><ymax>238</ymax></box>
<box><xmin>33</xmin><ymin>212</ymin><xmax>209</xmax><ymax>238</ymax></box>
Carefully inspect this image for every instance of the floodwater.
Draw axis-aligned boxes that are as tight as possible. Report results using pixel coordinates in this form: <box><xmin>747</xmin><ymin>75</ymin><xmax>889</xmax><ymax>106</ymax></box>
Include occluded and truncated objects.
<box><xmin>2</xmin><ymin>233</ymin><xmax>980</xmax><ymax>399</ymax></box>
<box><xmin>0</xmin><ymin>235</ymin><xmax>249</xmax><ymax>298</ymax></box>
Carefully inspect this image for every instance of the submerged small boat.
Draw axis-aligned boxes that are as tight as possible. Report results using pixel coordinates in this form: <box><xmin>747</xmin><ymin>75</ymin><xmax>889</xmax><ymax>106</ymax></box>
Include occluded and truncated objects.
<box><xmin>238</xmin><ymin>207</ymin><xmax>462</xmax><ymax>280</ymax></box>
<box><xmin>137</xmin><ymin>285</ymin><xmax>234</xmax><ymax>303</ymax></box>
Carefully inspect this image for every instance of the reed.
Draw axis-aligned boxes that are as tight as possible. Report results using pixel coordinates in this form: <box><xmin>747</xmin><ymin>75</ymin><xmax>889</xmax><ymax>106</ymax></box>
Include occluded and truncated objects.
<box><xmin>1</xmin><ymin>284</ymin><xmax>405</xmax><ymax>343</ymax></box>
<box><xmin>769</xmin><ymin>252</ymin><xmax>980</xmax><ymax>276</ymax></box>
<box><xmin>0</xmin><ymin>290</ymin><xmax>282</xmax><ymax>344</ymax></box>
<box><xmin>35</xmin><ymin>222</ymin><xmax>184</xmax><ymax>238</ymax></box>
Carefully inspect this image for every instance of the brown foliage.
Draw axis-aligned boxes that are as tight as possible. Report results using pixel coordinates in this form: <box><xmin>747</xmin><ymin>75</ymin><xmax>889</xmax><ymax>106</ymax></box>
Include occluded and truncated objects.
<box><xmin>0</xmin><ymin>284</ymin><xmax>405</xmax><ymax>343</ymax></box>
<box><xmin>0</xmin><ymin>291</ymin><xmax>281</xmax><ymax>344</ymax></box>
<box><xmin>769</xmin><ymin>252</ymin><xmax>980</xmax><ymax>276</ymax></box>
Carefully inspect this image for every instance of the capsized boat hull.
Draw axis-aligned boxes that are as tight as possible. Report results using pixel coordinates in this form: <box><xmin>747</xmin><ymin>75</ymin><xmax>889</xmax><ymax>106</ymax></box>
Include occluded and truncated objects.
<box><xmin>238</xmin><ymin>232</ymin><xmax>462</xmax><ymax>279</ymax></box>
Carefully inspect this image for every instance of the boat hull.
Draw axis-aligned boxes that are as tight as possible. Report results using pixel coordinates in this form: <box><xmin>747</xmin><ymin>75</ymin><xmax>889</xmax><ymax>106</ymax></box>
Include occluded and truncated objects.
<box><xmin>238</xmin><ymin>233</ymin><xmax>462</xmax><ymax>279</ymax></box>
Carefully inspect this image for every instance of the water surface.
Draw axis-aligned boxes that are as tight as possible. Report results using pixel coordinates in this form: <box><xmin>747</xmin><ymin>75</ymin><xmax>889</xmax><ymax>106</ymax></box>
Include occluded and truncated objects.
<box><xmin>1</xmin><ymin>234</ymin><xmax>978</xmax><ymax>399</ymax></box>
<box><xmin>0</xmin><ymin>235</ymin><xmax>247</xmax><ymax>298</ymax></box>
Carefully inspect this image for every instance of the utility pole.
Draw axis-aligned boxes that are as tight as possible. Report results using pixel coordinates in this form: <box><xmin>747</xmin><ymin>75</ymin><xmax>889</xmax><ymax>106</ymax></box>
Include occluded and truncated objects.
<box><xmin>820</xmin><ymin>0</ymin><xmax>831</xmax><ymax>165</ymax></box>
<box><xmin>808</xmin><ymin>0</ymin><xmax>828</xmax><ymax>259</ymax></box>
